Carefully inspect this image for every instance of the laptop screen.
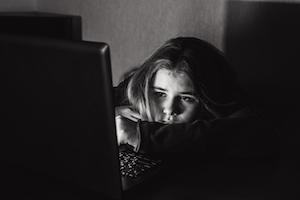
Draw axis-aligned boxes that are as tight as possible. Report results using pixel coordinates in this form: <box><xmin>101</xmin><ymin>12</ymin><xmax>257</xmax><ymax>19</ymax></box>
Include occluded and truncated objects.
<box><xmin>1</xmin><ymin>34</ymin><xmax>122</xmax><ymax>200</ymax></box>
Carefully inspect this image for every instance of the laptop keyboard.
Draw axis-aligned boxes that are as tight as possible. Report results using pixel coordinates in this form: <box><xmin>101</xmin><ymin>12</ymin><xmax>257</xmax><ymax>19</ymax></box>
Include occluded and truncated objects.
<box><xmin>119</xmin><ymin>149</ymin><xmax>162</xmax><ymax>178</ymax></box>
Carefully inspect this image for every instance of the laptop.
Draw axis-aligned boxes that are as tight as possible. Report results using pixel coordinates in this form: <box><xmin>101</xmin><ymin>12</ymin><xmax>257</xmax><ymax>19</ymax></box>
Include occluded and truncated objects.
<box><xmin>1</xmin><ymin>34</ymin><xmax>162</xmax><ymax>200</ymax></box>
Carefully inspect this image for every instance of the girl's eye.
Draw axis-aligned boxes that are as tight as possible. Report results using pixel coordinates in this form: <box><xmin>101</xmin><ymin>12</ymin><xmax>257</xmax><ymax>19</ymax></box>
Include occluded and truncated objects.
<box><xmin>181</xmin><ymin>96</ymin><xmax>197</xmax><ymax>103</ymax></box>
<box><xmin>154</xmin><ymin>91</ymin><xmax>166</xmax><ymax>98</ymax></box>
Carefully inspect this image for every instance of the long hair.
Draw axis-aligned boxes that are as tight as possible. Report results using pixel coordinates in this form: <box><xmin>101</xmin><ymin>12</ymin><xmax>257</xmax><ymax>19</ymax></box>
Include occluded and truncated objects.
<box><xmin>126</xmin><ymin>37</ymin><xmax>243</xmax><ymax>121</ymax></box>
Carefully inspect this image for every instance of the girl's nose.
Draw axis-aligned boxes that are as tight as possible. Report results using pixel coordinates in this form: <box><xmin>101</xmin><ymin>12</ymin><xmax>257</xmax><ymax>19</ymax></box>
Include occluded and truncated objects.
<box><xmin>163</xmin><ymin>98</ymin><xmax>179</xmax><ymax>116</ymax></box>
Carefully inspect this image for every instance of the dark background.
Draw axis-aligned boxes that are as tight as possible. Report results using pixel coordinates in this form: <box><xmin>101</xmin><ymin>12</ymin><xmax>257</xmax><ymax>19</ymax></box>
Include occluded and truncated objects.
<box><xmin>225</xmin><ymin>1</ymin><xmax>300</xmax><ymax>156</ymax></box>
<box><xmin>224</xmin><ymin>1</ymin><xmax>300</xmax><ymax>196</ymax></box>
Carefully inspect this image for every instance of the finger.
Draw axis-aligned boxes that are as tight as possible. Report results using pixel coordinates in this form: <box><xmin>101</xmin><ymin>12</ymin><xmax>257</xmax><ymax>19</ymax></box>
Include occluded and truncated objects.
<box><xmin>120</xmin><ymin>112</ymin><xmax>140</xmax><ymax>122</ymax></box>
<box><xmin>115</xmin><ymin>117</ymin><xmax>125</xmax><ymax>145</ymax></box>
<box><xmin>117</xmin><ymin>108</ymin><xmax>141</xmax><ymax>122</ymax></box>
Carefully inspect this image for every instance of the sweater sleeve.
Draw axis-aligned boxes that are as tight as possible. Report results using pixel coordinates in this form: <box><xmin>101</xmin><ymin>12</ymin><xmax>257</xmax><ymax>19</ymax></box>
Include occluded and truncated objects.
<box><xmin>136</xmin><ymin>114</ymin><xmax>279</xmax><ymax>159</ymax></box>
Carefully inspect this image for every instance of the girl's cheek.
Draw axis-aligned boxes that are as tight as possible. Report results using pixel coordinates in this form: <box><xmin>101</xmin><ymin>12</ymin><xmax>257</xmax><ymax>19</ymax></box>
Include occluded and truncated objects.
<box><xmin>149</xmin><ymin>103</ymin><xmax>160</xmax><ymax>121</ymax></box>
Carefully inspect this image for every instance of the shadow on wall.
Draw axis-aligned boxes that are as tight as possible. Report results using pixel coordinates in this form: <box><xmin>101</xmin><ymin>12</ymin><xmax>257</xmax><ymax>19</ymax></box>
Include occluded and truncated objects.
<box><xmin>224</xmin><ymin>1</ymin><xmax>300</xmax><ymax>156</ymax></box>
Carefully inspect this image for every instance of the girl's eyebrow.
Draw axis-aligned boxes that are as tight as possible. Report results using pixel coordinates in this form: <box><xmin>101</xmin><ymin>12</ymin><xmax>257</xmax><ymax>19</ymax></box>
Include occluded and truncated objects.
<box><xmin>151</xmin><ymin>86</ymin><xmax>166</xmax><ymax>91</ymax></box>
<box><xmin>151</xmin><ymin>86</ymin><xmax>197</xmax><ymax>96</ymax></box>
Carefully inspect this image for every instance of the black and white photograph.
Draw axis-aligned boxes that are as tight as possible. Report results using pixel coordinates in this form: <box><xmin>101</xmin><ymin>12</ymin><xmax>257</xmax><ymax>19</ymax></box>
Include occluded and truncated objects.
<box><xmin>1</xmin><ymin>0</ymin><xmax>298</xmax><ymax>199</ymax></box>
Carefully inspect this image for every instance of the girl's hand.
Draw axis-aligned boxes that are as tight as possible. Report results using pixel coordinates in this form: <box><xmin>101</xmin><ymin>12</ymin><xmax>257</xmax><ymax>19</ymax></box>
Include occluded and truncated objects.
<box><xmin>115</xmin><ymin>106</ymin><xmax>141</xmax><ymax>148</ymax></box>
<box><xmin>115</xmin><ymin>106</ymin><xmax>141</xmax><ymax>122</ymax></box>
<box><xmin>115</xmin><ymin>115</ymin><xmax>139</xmax><ymax>148</ymax></box>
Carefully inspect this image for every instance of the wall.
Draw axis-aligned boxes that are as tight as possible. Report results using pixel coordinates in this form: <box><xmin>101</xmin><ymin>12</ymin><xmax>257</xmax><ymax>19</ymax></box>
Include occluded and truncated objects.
<box><xmin>0</xmin><ymin>0</ymin><xmax>37</xmax><ymax>11</ymax></box>
<box><xmin>37</xmin><ymin>0</ymin><xmax>226</xmax><ymax>85</ymax></box>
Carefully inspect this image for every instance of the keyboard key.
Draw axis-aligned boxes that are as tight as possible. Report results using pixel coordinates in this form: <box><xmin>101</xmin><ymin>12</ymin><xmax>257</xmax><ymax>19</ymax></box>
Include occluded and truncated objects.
<box><xmin>119</xmin><ymin>149</ymin><xmax>161</xmax><ymax>178</ymax></box>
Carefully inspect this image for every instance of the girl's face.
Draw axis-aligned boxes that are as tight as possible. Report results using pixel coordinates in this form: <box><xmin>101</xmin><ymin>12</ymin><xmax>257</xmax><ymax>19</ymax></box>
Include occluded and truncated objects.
<box><xmin>150</xmin><ymin>68</ymin><xmax>199</xmax><ymax>124</ymax></box>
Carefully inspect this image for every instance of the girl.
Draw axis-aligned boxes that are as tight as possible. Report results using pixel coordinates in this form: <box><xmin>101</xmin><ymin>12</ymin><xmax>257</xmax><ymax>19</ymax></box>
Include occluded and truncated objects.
<box><xmin>114</xmin><ymin>37</ymin><xmax>278</xmax><ymax>159</ymax></box>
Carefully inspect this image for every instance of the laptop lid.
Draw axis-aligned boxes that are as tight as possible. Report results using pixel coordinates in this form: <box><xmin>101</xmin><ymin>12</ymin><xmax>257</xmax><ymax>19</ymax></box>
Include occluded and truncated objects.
<box><xmin>1</xmin><ymin>34</ymin><xmax>122</xmax><ymax>200</ymax></box>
